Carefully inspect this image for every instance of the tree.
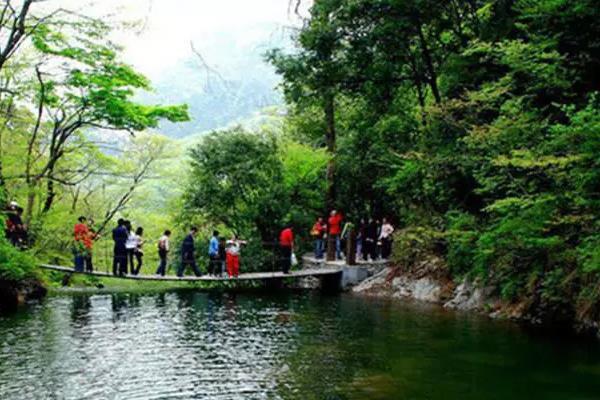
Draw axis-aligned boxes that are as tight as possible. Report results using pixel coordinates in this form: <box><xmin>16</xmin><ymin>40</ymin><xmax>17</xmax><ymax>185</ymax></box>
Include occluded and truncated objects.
<box><xmin>183</xmin><ymin>127</ymin><xmax>327</xmax><ymax>255</ymax></box>
<box><xmin>4</xmin><ymin>16</ymin><xmax>188</xmax><ymax>222</ymax></box>
<box><xmin>267</xmin><ymin>0</ymin><xmax>347</xmax><ymax>210</ymax></box>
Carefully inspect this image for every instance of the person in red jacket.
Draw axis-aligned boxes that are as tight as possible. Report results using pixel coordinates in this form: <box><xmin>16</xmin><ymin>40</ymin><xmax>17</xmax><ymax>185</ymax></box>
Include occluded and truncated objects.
<box><xmin>328</xmin><ymin>210</ymin><xmax>343</xmax><ymax>260</ymax></box>
<box><xmin>74</xmin><ymin>216</ymin><xmax>97</xmax><ymax>272</ymax></box>
<box><xmin>310</xmin><ymin>217</ymin><xmax>327</xmax><ymax>259</ymax></box>
<box><xmin>279</xmin><ymin>224</ymin><xmax>294</xmax><ymax>274</ymax></box>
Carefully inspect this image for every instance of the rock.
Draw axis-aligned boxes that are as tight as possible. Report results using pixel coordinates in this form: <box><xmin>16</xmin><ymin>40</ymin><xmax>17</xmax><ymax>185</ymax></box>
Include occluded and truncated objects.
<box><xmin>391</xmin><ymin>277</ymin><xmax>443</xmax><ymax>303</ymax></box>
<box><xmin>444</xmin><ymin>279</ymin><xmax>494</xmax><ymax>311</ymax></box>
<box><xmin>0</xmin><ymin>279</ymin><xmax>47</xmax><ymax>313</ymax></box>
<box><xmin>352</xmin><ymin>268</ymin><xmax>390</xmax><ymax>294</ymax></box>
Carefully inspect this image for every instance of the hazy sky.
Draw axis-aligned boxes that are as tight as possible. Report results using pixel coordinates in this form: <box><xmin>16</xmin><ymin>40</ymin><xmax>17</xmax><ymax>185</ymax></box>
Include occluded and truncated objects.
<box><xmin>55</xmin><ymin>0</ymin><xmax>310</xmax><ymax>79</ymax></box>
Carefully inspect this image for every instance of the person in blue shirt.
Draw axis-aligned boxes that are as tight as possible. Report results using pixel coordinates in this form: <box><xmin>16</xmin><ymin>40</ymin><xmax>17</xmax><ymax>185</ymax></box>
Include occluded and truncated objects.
<box><xmin>177</xmin><ymin>226</ymin><xmax>202</xmax><ymax>277</ymax></box>
<box><xmin>208</xmin><ymin>230</ymin><xmax>220</xmax><ymax>276</ymax></box>
<box><xmin>112</xmin><ymin>218</ymin><xmax>129</xmax><ymax>276</ymax></box>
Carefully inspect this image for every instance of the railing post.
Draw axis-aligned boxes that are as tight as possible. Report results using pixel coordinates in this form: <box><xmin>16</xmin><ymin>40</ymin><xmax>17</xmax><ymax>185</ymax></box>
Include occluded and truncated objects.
<box><xmin>326</xmin><ymin>234</ymin><xmax>335</xmax><ymax>261</ymax></box>
<box><xmin>346</xmin><ymin>228</ymin><xmax>356</xmax><ymax>265</ymax></box>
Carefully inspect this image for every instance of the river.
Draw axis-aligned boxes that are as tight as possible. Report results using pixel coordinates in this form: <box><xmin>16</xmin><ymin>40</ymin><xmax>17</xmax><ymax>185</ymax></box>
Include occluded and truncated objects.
<box><xmin>0</xmin><ymin>290</ymin><xmax>599</xmax><ymax>399</ymax></box>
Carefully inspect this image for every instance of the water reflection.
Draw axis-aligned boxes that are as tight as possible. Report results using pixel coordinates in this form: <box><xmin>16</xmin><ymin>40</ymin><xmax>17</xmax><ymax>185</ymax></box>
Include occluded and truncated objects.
<box><xmin>0</xmin><ymin>292</ymin><xmax>598</xmax><ymax>400</ymax></box>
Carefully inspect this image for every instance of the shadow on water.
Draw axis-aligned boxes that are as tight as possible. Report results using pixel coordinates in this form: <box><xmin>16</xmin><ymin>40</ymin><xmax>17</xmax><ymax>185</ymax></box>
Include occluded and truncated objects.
<box><xmin>0</xmin><ymin>290</ymin><xmax>599</xmax><ymax>399</ymax></box>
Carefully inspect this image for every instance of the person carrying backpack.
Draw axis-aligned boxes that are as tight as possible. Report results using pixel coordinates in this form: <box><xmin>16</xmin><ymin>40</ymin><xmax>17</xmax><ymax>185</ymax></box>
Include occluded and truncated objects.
<box><xmin>310</xmin><ymin>217</ymin><xmax>326</xmax><ymax>259</ymax></box>
<box><xmin>156</xmin><ymin>230</ymin><xmax>171</xmax><ymax>276</ymax></box>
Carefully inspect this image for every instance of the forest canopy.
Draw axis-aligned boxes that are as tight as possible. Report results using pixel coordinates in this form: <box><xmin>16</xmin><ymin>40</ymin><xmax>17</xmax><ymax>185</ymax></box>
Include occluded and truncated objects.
<box><xmin>266</xmin><ymin>0</ymin><xmax>600</xmax><ymax>323</ymax></box>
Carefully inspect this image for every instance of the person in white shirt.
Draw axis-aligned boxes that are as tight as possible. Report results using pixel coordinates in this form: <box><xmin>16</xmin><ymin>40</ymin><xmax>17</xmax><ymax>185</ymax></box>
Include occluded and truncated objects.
<box><xmin>131</xmin><ymin>227</ymin><xmax>144</xmax><ymax>275</ymax></box>
<box><xmin>156</xmin><ymin>230</ymin><xmax>171</xmax><ymax>276</ymax></box>
<box><xmin>226</xmin><ymin>235</ymin><xmax>247</xmax><ymax>278</ymax></box>
<box><xmin>124</xmin><ymin>221</ymin><xmax>137</xmax><ymax>274</ymax></box>
<box><xmin>379</xmin><ymin>218</ymin><xmax>395</xmax><ymax>259</ymax></box>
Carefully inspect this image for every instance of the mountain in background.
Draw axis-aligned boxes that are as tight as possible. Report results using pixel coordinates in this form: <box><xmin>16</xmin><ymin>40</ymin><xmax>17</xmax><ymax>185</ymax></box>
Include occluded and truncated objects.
<box><xmin>139</xmin><ymin>23</ymin><xmax>289</xmax><ymax>138</ymax></box>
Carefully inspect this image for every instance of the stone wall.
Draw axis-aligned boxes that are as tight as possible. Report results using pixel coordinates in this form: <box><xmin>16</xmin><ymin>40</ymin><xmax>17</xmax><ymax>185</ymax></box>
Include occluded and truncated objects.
<box><xmin>300</xmin><ymin>254</ymin><xmax>389</xmax><ymax>290</ymax></box>
<box><xmin>352</xmin><ymin>267</ymin><xmax>496</xmax><ymax>312</ymax></box>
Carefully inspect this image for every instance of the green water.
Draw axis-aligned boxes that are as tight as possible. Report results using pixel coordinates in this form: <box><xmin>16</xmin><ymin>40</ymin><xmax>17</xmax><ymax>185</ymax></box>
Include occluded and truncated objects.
<box><xmin>0</xmin><ymin>291</ymin><xmax>599</xmax><ymax>399</ymax></box>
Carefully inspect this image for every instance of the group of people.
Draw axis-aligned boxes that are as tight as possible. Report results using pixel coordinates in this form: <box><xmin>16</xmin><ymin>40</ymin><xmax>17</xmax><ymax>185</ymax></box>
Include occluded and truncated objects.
<box><xmin>110</xmin><ymin>218</ymin><xmax>145</xmax><ymax>276</ymax></box>
<box><xmin>155</xmin><ymin>227</ymin><xmax>248</xmax><ymax>278</ymax></box>
<box><xmin>69</xmin><ymin>209</ymin><xmax>394</xmax><ymax>279</ymax></box>
<box><xmin>310</xmin><ymin>210</ymin><xmax>395</xmax><ymax>261</ymax></box>
<box><xmin>112</xmin><ymin>222</ymin><xmax>249</xmax><ymax>279</ymax></box>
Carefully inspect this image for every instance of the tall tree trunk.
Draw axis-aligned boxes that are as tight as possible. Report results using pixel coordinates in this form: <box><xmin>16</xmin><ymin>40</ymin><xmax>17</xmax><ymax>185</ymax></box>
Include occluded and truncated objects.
<box><xmin>416</xmin><ymin>22</ymin><xmax>441</xmax><ymax>104</ymax></box>
<box><xmin>71</xmin><ymin>187</ymin><xmax>80</xmax><ymax>212</ymax></box>
<box><xmin>324</xmin><ymin>92</ymin><xmax>336</xmax><ymax>211</ymax></box>
<box><xmin>408</xmin><ymin>52</ymin><xmax>427</xmax><ymax>121</ymax></box>
<box><xmin>25</xmin><ymin>185</ymin><xmax>35</xmax><ymax>226</ymax></box>
<box><xmin>42</xmin><ymin>178</ymin><xmax>55</xmax><ymax>213</ymax></box>
<box><xmin>41</xmin><ymin>155</ymin><xmax>59</xmax><ymax>214</ymax></box>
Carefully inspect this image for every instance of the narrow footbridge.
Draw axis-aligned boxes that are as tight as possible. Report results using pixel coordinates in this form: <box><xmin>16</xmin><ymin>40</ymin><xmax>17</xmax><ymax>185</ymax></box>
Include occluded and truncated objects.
<box><xmin>39</xmin><ymin>264</ymin><xmax>343</xmax><ymax>283</ymax></box>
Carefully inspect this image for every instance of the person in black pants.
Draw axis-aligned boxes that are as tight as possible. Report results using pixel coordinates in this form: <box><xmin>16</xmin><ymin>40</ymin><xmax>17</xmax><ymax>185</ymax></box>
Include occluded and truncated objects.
<box><xmin>207</xmin><ymin>230</ymin><xmax>220</xmax><ymax>276</ymax></box>
<box><xmin>178</xmin><ymin>227</ymin><xmax>202</xmax><ymax>277</ymax></box>
<box><xmin>218</xmin><ymin>237</ymin><xmax>227</xmax><ymax>277</ymax></box>
<box><xmin>364</xmin><ymin>218</ymin><xmax>379</xmax><ymax>261</ymax></box>
<box><xmin>132</xmin><ymin>227</ymin><xmax>144</xmax><ymax>275</ymax></box>
<box><xmin>156</xmin><ymin>230</ymin><xmax>171</xmax><ymax>276</ymax></box>
<box><xmin>112</xmin><ymin>219</ymin><xmax>128</xmax><ymax>276</ymax></box>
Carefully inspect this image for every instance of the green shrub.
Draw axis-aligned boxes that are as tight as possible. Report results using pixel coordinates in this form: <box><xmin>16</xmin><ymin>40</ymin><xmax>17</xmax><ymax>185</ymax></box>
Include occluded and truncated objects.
<box><xmin>445</xmin><ymin>211</ymin><xmax>480</xmax><ymax>277</ymax></box>
<box><xmin>0</xmin><ymin>236</ymin><xmax>39</xmax><ymax>282</ymax></box>
<box><xmin>475</xmin><ymin>195</ymin><xmax>563</xmax><ymax>295</ymax></box>
<box><xmin>391</xmin><ymin>225</ymin><xmax>444</xmax><ymax>271</ymax></box>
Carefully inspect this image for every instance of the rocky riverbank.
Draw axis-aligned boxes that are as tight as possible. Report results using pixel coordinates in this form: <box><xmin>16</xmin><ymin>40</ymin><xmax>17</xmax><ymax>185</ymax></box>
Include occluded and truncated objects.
<box><xmin>0</xmin><ymin>279</ymin><xmax>47</xmax><ymax>313</ymax></box>
<box><xmin>352</xmin><ymin>257</ymin><xmax>600</xmax><ymax>339</ymax></box>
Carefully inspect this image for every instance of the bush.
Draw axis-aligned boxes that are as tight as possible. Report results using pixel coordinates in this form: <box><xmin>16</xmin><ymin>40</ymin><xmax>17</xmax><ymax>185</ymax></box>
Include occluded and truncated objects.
<box><xmin>391</xmin><ymin>225</ymin><xmax>444</xmax><ymax>271</ymax></box>
<box><xmin>474</xmin><ymin>195</ymin><xmax>564</xmax><ymax>298</ymax></box>
<box><xmin>445</xmin><ymin>211</ymin><xmax>480</xmax><ymax>277</ymax></box>
<box><xmin>0</xmin><ymin>236</ymin><xmax>39</xmax><ymax>282</ymax></box>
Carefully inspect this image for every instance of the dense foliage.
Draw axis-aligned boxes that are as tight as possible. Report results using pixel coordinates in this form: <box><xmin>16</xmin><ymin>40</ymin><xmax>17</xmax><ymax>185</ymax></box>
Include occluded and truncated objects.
<box><xmin>183</xmin><ymin>127</ymin><xmax>328</xmax><ymax>271</ymax></box>
<box><xmin>0</xmin><ymin>233</ymin><xmax>38</xmax><ymax>281</ymax></box>
<box><xmin>269</xmin><ymin>0</ymin><xmax>600</xmax><ymax>324</ymax></box>
<box><xmin>0</xmin><ymin>2</ymin><xmax>189</xmax><ymax>275</ymax></box>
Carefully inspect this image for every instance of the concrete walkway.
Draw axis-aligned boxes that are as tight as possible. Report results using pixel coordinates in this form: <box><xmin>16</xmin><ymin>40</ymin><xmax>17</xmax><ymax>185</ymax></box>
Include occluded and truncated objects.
<box><xmin>301</xmin><ymin>254</ymin><xmax>390</xmax><ymax>267</ymax></box>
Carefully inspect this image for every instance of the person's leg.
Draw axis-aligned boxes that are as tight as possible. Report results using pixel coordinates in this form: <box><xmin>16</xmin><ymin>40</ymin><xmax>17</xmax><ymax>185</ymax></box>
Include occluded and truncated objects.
<box><xmin>233</xmin><ymin>256</ymin><xmax>239</xmax><ymax>277</ymax></box>
<box><xmin>127</xmin><ymin>250</ymin><xmax>134</xmax><ymax>274</ymax></box>
<box><xmin>191</xmin><ymin>259</ymin><xmax>202</xmax><ymax>277</ymax></box>
<box><xmin>112</xmin><ymin>253</ymin><xmax>119</xmax><ymax>275</ymax></box>
<box><xmin>210</xmin><ymin>255</ymin><xmax>218</xmax><ymax>275</ymax></box>
<box><xmin>177</xmin><ymin>261</ymin><xmax>185</xmax><ymax>277</ymax></box>
<box><xmin>74</xmin><ymin>255</ymin><xmax>84</xmax><ymax>272</ymax></box>
<box><xmin>135</xmin><ymin>252</ymin><xmax>143</xmax><ymax>275</ymax></box>
<box><xmin>281</xmin><ymin>246</ymin><xmax>291</xmax><ymax>273</ymax></box>
<box><xmin>335</xmin><ymin>235</ymin><xmax>341</xmax><ymax>259</ymax></box>
<box><xmin>226</xmin><ymin>253</ymin><xmax>233</xmax><ymax>277</ymax></box>
<box><xmin>156</xmin><ymin>253</ymin><xmax>166</xmax><ymax>275</ymax></box>
<box><xmin>279</xmin><ymin>246</ymin><xmax>285</xmax><ymax>273</ymax></box>
<box><xmin>119</xmin><ymin>253</ymin><xmax>128</xmax><ymax>275</ymax></box>
<box><xmin>85</xmin><ymin>254</ymin><xmax>93</xmax><ymax>272</ymax></box>
<box><xmin>369</xmin><ymin>241</ymin><xmax>377</xmax><ymax>261</ymax></box>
